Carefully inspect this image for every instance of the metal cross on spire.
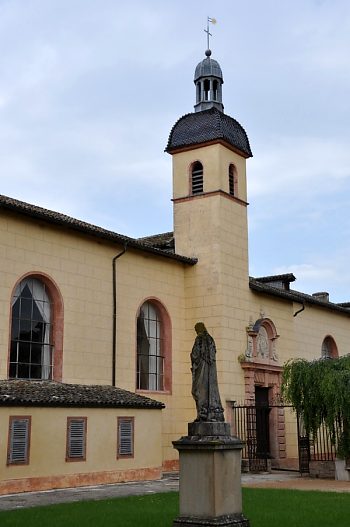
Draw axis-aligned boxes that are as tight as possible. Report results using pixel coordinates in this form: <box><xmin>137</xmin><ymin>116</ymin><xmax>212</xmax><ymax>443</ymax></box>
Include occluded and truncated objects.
<box><xmin>204</xmin><ymin>16</ymin><xmax>217</xmax><ymax>50</ymax></box>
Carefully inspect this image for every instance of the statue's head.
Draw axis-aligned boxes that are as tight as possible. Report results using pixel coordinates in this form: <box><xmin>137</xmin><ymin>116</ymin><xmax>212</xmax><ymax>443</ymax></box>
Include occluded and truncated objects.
<box><xmin>194</xmin><ymin>322</ymin><xmax>207</xmax><ymax>336</ymax></box>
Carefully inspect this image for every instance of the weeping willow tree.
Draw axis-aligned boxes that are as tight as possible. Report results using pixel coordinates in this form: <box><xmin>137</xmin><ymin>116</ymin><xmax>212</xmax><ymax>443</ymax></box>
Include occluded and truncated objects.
<box><xmin>282</xmin><ymin>355</ymin><xmax>350</xmax><ymax>459</ymax></box>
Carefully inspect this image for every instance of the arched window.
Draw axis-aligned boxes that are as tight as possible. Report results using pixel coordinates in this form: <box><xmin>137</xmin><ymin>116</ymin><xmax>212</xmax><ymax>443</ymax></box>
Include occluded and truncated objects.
<box><xmin>321</xmin><ymin>336</ymin><xmax>338</xmax><ymax>359</ymax></box>
<box><xmin>136</xmin><ymin>300</ymin><xmax>171</xmax><ymax>392</ymax></box>
<box><xmin>191</xmin><ymin>161</ymin><xmax>203</xmax><ymax>195</ymax></box>
<box><xmin>229</xmin><ymin>164</ymin><xmax>236</xmax><ymax>196</ymax></box>
<box><xmin>9</xmin><ymin>274</ymin><xmax>63</xmax><ymax>381</ymax></box>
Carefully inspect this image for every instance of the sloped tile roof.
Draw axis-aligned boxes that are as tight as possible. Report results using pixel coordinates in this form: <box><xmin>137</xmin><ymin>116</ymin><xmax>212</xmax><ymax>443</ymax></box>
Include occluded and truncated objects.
<box><xmin>255</xmin><ymin>273</ymin><xmax>296</xmax><ymax>284</ymax></box>
<box><xmin>166</xmin><ymin>107</ymin><xmax>252</xmax><ymax>157</ymax></box>
<box><xmin>0</xmin><ymin>380</ymin><xmax>165</xmax><ymax>409</ymax></box>
<box><xmin>249</xmin><ymin>277</ymin><xmax>350</xmax><ymax>316</ymax></box>
<box><xmin>0</xmin><ymin>194</ymin><xmax>196</xmax><ymax>265</ymax></box>
<box><xmin>138</xmin><ymin>232</ymin><xmax>175</xmax><ymax>252</ymax></box>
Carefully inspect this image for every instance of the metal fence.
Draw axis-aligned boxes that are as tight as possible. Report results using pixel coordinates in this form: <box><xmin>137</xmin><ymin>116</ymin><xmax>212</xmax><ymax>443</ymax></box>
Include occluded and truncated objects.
<box><xmin>233</xmin><ymin>402</ymin><xmax>339</xmax><ymax>473</ymax></box>
<box><xmin>298</xmin><ymin>416</ymin><xmax>338</xmax><ymax>472</ymax></box>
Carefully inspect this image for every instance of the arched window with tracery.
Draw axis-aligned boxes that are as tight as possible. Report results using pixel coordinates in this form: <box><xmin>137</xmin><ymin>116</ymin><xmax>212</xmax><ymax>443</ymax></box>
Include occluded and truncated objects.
<box><xmin>136</xmin><ymin>299</ymin><xmax>171</xmax><ymax>392</ymax></box>
<box><xmin>9</xmin><ymin>274</ymin><xmax>63</xmax><ymax>381</ymax></box>
<box><xmin>191</xmin><ymin>161</ymin><xmax>204</xmax><ymax>195</ymax></box>
<box><xmin>321</xmin><ymin>336</ymin><xmax>338</xmax><ymax>359</ymax></box>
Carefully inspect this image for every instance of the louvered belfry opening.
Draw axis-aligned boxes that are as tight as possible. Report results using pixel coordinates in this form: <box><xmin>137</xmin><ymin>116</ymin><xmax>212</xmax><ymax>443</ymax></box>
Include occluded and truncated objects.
<box><xmin>191</xmin><ymin>161</ymin><xmax>204</xmax><ymax>195</ymax></box>
<box><xmin>229</xmin><ymin>163</ymin><xmax>235</xmax><ymax>196</ymax></box>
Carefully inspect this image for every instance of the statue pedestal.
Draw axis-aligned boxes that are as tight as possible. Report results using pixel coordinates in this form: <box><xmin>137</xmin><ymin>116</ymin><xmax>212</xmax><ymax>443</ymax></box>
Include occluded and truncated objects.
<box><xmin>172</xmin><ymin>422</ymin><xmax>250</xmax><ymax>527</ymax></box>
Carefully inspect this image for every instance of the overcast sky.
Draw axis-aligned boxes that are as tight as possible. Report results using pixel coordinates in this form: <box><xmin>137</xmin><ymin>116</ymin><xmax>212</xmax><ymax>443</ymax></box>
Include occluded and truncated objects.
<box><xmin>0</xmin><ymin>0</ymin><xmax>349</xmax><ymax>302</ymax></box>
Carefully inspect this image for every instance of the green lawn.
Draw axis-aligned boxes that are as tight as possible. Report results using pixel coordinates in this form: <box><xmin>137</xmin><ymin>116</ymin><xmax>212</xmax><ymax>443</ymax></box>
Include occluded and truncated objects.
<box><xmin>0</xmin><ymin>488</ymin><xmax>350</xmax><ymax>527</ymax></box>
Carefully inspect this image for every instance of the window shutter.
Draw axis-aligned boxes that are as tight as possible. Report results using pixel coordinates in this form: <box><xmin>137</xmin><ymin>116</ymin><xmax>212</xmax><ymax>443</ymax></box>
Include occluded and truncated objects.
<box><xmin>9</xmin><ymin>418</ymin><xmax>30</xmax><ymax>464</ymax></box>
<box><xmin>67</xmin><ymin>418</ymin><xmax>86</xmax><ymax>460</ymax></box>
<box><xmin>118</xmin><ymin>418</ymin><xmax>134</xmax><ymax>457</ymax></box>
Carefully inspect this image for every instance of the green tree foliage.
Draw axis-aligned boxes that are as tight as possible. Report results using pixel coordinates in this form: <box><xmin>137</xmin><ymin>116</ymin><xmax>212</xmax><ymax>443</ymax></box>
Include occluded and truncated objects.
<box><xmin>282</xmin><ymin>355</ymin><xmax>350</xmax><ymax>458</ymax></box>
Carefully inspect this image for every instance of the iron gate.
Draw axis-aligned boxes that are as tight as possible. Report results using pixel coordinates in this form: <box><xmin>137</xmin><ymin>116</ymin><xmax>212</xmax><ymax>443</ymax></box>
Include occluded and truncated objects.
<box><xmin>232</xmin><ymin>402</ymin><xmax>274</xmax><ymax>472</ymax></box>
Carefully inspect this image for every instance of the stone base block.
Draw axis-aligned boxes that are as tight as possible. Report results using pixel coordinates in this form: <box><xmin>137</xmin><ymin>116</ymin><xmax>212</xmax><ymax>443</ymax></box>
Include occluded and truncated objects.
<box><xmin>173</xmin><ymin>513</ymin><xmax>250</xmax><ymax>527</ymax></box>
<box><xmin>188</xmin><ymin>422</ymin><xmax>231</xmax><ymax>437</ymax></box>
<box><xmin>310</xmin><ymin>460</ymin><xmax>335</xmax><ymax>479</ymax></box>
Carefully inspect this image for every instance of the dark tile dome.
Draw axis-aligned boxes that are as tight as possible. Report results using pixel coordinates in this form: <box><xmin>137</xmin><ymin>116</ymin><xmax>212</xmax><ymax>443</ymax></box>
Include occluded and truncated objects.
<box><xmin>166</xmin><ymin>107</ymin><xmax>252</xmax><ymax>157</ymax></box>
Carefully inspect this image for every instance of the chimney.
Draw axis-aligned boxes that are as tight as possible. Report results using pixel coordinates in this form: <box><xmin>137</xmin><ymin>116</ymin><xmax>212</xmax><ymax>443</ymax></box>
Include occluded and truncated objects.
<box><xmin>312</xmin><ymin>292</ymin><xmax>329</xmax><ymax>302</ymax></box>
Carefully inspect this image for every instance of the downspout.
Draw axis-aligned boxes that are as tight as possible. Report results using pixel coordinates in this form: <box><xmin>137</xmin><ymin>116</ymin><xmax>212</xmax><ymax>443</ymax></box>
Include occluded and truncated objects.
<box><xmin>293</xmin><ymin>303</ymin><xmax>305</xmax><ymax>317</ymax></box>
<box><xmin>112</xmin><ymin>244</ymin><xmax>128</xmax><ymax>386</ymax></box>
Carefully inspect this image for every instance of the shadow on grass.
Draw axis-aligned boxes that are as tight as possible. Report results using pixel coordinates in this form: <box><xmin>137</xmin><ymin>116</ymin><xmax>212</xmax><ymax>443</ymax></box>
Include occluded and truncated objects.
<box><xmin>1</xmin><ymin>488</ymin><xmax>350</xmax><ymax>527</ymax></box>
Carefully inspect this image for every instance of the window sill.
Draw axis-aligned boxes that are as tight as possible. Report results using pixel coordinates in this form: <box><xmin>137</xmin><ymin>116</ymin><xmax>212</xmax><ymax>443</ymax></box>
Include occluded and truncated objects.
<box><xmin>136</xmin><ymin>389</ymin><xmax>171</xmax><ymax>396</ymax></box>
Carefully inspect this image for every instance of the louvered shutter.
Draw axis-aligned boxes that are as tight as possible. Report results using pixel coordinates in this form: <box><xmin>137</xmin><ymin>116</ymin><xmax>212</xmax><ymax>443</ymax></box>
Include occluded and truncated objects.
<box><xmin>8</xmin><ymin>418</ymin><xmax>30</xmax><ymax>464</ymax></box>
<box><xmin>191</xmin><ymin>162</ymin><xmax>203</xmax><ymax>195</ymax></box>
<box><xmin>118</xmin><ymin>418</ymin><xmax>134</xmax><ymax>457</ymax></box>
<box><xmin>67</xmin><ymin>418</ymin><xmax>86</xmax><ymax>460</ymax></box>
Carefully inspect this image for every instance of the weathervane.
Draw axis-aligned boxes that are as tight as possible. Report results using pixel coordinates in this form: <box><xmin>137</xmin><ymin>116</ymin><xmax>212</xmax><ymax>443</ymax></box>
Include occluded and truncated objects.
<box><xmin>204</xmin><ymin>16</ymin><xmax>217</xmax><ymax>50</ymax></box>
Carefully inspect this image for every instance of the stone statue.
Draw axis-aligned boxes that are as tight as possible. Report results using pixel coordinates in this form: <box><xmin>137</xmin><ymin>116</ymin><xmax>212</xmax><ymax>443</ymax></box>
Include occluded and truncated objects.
<box><xmin>191</xmin><ymin>322</ymin><xmax>224</xmax><ymax>422</ymax></box>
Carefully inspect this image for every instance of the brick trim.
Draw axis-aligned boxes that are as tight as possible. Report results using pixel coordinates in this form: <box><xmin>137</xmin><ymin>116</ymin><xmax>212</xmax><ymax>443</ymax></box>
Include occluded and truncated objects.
<box><xmin>172</xmin><ymin>189</ymin><xmax>248</xmax><ymax>206</ymax></box>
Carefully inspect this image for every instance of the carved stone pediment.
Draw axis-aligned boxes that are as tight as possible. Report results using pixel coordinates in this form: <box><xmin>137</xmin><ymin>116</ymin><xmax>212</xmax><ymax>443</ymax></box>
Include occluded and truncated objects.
<box><xmin>244</xmin><ymin>318</ymin><xmax>279</xmax><ymax>364</ymax></box>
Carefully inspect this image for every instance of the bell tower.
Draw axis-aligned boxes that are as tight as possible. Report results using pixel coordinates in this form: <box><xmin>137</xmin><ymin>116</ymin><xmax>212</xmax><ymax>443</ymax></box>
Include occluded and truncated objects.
<box><xmin>166</xmin><ymin>49</ymin><xmax>252</xmax><ymax>259</ymax></box>
<box><xmin>166</xmin><ymin>48</ymin><xmax>253</xmax><ymax>399</ymax></box>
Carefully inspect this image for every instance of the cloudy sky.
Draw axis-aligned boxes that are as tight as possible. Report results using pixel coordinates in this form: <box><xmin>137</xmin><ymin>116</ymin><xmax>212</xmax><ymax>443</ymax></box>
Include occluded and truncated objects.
<box><xmin>0</xmin><ymin>0</ymin><xmax>349</xmax><ymax>302</ymax></box>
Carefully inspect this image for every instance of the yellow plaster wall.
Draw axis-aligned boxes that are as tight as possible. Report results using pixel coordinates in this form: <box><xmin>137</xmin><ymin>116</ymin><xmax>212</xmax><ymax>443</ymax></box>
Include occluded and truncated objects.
<box><xmin>0</xmin><ymin>212</ymin><xmax>116</xmax><ymax>383</ymax></box>
<box><xmin>0</xmin><ymin>212</ymin><xmax>187</xmax><ymax>390</ymax></box>
<box><xmin>292</xmin><ymin>303</ymin><xmax>350</xmax><ymax>360</ymax></box>
<box><xmin>114</xmin><ymin>251</ymin><xmax>190</xmax><ymax>463</ymax></box>
<box><xmin>247</xmin><ymin>292</ymin><xmax>350</xmax><ymax>365</ymax></box>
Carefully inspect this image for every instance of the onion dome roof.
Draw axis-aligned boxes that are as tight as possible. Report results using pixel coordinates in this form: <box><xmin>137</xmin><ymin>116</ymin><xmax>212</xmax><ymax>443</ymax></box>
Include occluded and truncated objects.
<box><xmin>194</xmin><ymin>49</ymin><xmax>223</xmax><ymax>82</ymax></box>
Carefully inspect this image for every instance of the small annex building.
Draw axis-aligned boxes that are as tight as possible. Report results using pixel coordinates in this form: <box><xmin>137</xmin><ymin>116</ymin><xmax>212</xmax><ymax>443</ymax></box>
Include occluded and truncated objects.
<box><xmin>0</xmin><ymin>381</ymin><xmax>163</xmax><ymax>493</ymax></box>
<box><xmin>1</xmin><ymin>47</ymin><xmax>350</xmax><ymax>493</ymax></box>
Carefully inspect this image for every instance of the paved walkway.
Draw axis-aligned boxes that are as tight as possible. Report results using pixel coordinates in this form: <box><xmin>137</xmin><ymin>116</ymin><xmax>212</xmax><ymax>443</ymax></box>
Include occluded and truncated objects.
<box><xmin>0</xmin><ymin>471</ymin><xmax>349</xmax><ymax>511</ymax></box>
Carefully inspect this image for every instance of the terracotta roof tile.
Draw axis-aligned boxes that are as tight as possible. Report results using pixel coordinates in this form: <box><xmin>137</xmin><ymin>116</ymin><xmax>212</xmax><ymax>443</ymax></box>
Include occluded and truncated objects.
<box><xmin>0</xmin><ymin>380</ymin><xmax>165</xmax><ymax>409</ymax></box>
<box><xmin>138</xmin><ymin>232</ymin><xmax>175</xmax><ymax>252</ymax></box>
<box><xmin>249</xmin><ymin>277</ymin><xmax>350</xmax><ymax>315</ymax></box>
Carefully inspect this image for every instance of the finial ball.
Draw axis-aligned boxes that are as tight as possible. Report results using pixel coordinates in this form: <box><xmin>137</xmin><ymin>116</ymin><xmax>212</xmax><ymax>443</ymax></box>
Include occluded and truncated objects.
<box><xmin>205</xmin><ymin>49</ymin><xmax>212</xmax><ymax>57</ymax></box>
